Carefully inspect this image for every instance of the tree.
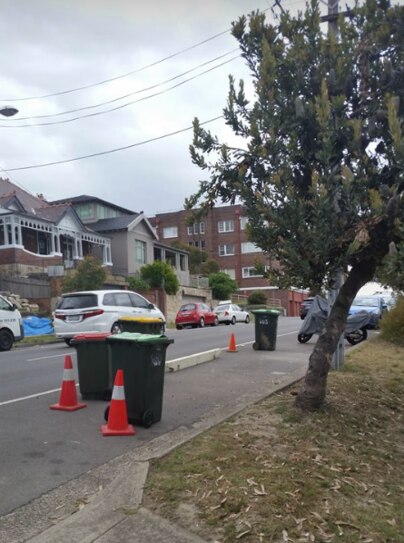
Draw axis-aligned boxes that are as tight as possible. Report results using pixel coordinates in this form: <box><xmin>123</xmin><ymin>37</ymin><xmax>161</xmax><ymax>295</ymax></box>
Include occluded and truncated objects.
<box><xmin>209</xmin><ymin>272</ymin><xmax>238</xmax><ymax>300</ymax></box>
<box><xmin>61</xmin><ymin>256</ymin><xmax>106</xmax><ymax>292</ymax></box>
<box><xmin>187</xmin><ymin>0</ymin><xmax>404</xmax><ymax>410</ymax></box>
<box><xmin>376</xmin><ymin>228</ymin><xmax>404</xmax><ymax>292</ymax></box>
<box><xmin>140</xmin><ymin>261</ymin><xmax>179</xmax><ymax>295</ymax></box>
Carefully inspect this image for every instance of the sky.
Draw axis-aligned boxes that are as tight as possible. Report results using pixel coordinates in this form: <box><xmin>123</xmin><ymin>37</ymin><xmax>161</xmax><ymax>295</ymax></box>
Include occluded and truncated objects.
<box><xmin>0</xmin><ymin>0</ymin><xmax>357</xmax><ymax>217</ymax></box>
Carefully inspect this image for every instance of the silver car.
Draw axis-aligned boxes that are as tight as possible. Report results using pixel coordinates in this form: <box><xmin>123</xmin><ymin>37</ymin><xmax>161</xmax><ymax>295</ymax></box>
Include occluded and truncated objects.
<box><xmin>213</xmin><ymin>303</ymin><xmax>250</xmax><ymax>325</ymax></box>
<box><xmin>53</xmin><ymin>289</ymin><xmax>165</xmax><ymax>345</ymax></box>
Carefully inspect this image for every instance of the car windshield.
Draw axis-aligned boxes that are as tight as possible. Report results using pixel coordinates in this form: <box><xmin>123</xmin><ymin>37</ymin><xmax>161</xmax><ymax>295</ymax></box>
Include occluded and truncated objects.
<box><xmin>57</xmin><ymin>294</ymin><xmax>98</xmax><ymax>310</ymax></box>
<box><xmin>352</xmin><ymin>297</ymin><xmax>379</xmax><ymax>308</ymax></box>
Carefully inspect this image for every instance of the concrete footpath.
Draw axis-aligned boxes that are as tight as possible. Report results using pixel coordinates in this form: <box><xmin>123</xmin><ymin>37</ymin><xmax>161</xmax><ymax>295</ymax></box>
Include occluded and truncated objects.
<box><xmin>1</xmin><ymin>343</ymin><xmax>309</xmax><ymax>543</ymax></box>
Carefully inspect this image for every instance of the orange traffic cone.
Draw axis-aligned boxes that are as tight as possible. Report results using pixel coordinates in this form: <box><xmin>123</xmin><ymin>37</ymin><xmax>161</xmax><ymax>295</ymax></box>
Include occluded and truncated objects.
<box><xmin>50</xmin><ymin>355</ymin><xmax>86</xmax><ymax>411</ymax></box>
<box><xmin>227</xmin><ymin>333</ymin><xmax>238</xmax><ymax>352</ymax></box>
<box><xmin>101</xmin><ymin>370</ymin><xmax>135</xmax><ymax>436</ymax></box>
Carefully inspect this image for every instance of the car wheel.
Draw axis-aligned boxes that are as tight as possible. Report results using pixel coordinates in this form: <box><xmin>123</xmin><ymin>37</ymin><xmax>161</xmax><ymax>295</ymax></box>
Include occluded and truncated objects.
<box><xmin>0</xmin><ymin>329</ymin><xmax>13</xmax><ymax>351</ymax></box>
<box><xmin>212</xmin><ymin>317</ymin><xmax>219</xmax><ymax>327</ymax></box>
<box><xmin>245</xmin><ymin>315</ymin><xmax>250</xmax><ymax>324</ymax></box>
<box><xmin>199</xmin><ymin>317</ymin><xmax>205</xmax><ymax>328</ymax></box>
<box><xmin>64</xmin><ymin>338</ymin><xmax>73</xmax><ymax>347</ymax></box>
<box><xmin>111</xmin><ymin>321</ymin><xmax>122</xmax><ymax>334</ymax></box>
<box><xmin>346</xmin><ymin>328</ymin><xmax>367</xmax><ymax>346</ymax></box>
<box><xmin>297</xmin><ymin>333</ymin><xmax>312</xmax><ymax>343</ymax></box>
<box><xmin>231</xmin><ymin>316</ymin><xmax>236</xmax><ymax>325</ymax></box>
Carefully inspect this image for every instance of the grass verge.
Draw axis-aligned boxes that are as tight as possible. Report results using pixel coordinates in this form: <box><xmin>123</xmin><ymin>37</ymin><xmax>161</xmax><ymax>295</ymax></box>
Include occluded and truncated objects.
<box><xmin>144</xmin><ymin>337</ymin><xmax>404</xmax><ymax>543</ymax></box>
<box><xmin>17</xmin><ymin>334</ymin><xmax>60</xmax><ymax>347</ymax></box>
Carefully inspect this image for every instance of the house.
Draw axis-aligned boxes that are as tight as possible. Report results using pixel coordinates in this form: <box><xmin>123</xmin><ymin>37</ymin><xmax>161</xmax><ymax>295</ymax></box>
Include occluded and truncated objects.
<box><xmin>151</xmin><ymin>204</ymin><xmax>306</xmax><ymax>316</ymax></box>
<box><xmin>51</xmin><ymin>195</ymin><xmax>190</xmax><ymax>285</ymax></box>
<box><xmin>0</xmin><ymin>178</ymin><xmax>112</xmax><ymax>276</ymax></box>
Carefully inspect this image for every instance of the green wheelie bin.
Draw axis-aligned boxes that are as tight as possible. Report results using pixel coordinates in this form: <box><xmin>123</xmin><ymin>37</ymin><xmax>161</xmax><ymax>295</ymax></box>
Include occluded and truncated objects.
<box><xmin>70</xmin><ymin>332</ymin><xmax>113</xmax><ymax>401</ymax></box>
<box><xmin>251</xmin><ymin>309</ymin><xmax>281</xmax><ymax>351</ymax></box>
<box><xmin>106</xmin><ymin>332</ymin><xmax>174</xmax><ymax>428</ymax></box>
<box><xmin>117</xmin><ymin>316</ymin><xmax>165</xmax><ymax>334</ymax></box>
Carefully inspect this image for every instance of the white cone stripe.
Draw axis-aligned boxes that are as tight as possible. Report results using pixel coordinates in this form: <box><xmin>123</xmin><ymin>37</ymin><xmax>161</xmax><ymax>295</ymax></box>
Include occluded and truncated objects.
<box><xmin>63</xmin><ymin>368</ymin><xmax>75</xmax><ymax>381</ymax></box>
<box><xmin>111</xmin><ymin>385</ymin><xmax>126</xmax><ymax>401</ymax></box>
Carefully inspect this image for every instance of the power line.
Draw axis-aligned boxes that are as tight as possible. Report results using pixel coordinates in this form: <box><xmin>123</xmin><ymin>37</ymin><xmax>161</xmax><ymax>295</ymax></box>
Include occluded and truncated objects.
<box><xmin>0</xmin><ymin>6</ymin><xmax>273</xmax><ymax>104</ymax></box>
<box><xmin>3</xmin><ymin>115</ymin><xmax>224</xmax><ymax>171</ymax></box>
<box><xmin>1</xmin><ymin>49</ymin><xmax>239</xmax><ymax>123</ymax></box>
<box><xmin>0</xmin><ymin>29</ymin><xmax>231</xmax><ymax>103</ymax></box>
<box><xmin>0</xmin><ymin>57</ymin><xmax>239</xmax><ymax>128</ymax></box>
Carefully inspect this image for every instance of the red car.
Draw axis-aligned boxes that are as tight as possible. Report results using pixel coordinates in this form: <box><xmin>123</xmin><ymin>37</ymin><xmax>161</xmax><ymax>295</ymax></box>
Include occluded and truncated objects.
<box><xmin>175</xmin><ymin>303</ymin><xmax>219</xmax><ymax>329</ymax></box>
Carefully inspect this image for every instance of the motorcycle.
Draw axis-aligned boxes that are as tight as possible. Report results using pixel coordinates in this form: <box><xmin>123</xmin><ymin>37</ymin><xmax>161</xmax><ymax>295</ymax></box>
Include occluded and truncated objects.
<box><xmin>298</xmin><ymin>295</ymin><xmax>371</xmax><ymax>346</ymax></box>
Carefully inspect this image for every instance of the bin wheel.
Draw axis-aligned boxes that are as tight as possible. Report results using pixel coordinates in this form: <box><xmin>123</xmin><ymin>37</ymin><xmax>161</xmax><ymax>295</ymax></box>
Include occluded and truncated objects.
<box><xmin>142</xmin><ymin>410</ymin><xmax>154</xmax><ymax>428</ymax></box>
<box><xmin>252</xmin><ymin>342</ymin><xmax>259</xmax><ymax>350</ymax></box>
<box><xmin>104</xmin><ymin>406</ymin><xmax>110</xmax><ymax>422</ymax></box>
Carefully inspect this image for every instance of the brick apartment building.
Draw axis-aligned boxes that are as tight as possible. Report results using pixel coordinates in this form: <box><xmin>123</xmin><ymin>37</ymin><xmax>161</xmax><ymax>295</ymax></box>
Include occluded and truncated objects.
<box><xmin>151</xmin><ymin>205</ymin><xmax>307</xmax><ymax>315</ymax></box>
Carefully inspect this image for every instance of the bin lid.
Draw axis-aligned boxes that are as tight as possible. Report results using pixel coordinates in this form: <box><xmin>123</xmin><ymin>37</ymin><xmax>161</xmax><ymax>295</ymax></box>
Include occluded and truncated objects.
<box><xmin>117</xmin><ymin>317</ymin><xmax>163</xmax><ymax>323</ymax></box>
<box><xmin>107</xmin><ymin>332</ymin><xmax>174</xmax><ymax>344</ymax></box>
<box><xmin>71</xmin><ymin>332</ymin><xmax>112</xmax><ymax>342</ymax></box>
<box><xmin>251</xmin><ymin>309</ymin><xmax>281</xmax><ymax>315</ymax></box>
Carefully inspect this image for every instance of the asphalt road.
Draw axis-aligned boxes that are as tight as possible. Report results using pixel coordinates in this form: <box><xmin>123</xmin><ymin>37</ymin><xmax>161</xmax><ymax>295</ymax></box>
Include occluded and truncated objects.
<box><xmin>0</xmin><ymin>317</ymin><xmax>305</xmax><ymax>516</ymax></box>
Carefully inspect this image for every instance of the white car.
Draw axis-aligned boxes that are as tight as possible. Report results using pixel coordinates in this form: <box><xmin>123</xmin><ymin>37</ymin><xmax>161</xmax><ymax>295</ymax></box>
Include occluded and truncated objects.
<box><xmin>0</xmin><ymin>294</ymin><xmax>24</xmax><ymax>351</ymax></box>
<box><xmin>53</xmin><ymin>290</ymin><xmax>165</xmax><ymax>345</ymax></box>
<box><xmin>213</xmin><ymin>302</ymin><xmax>250</xmax><ymax>325</ymax></box>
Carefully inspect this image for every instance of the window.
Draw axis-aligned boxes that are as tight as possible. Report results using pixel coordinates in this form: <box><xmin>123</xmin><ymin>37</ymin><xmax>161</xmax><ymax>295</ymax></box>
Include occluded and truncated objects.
<box><xmin>242</xmin><ymin>266</ymin><xmax>268</xmax><ymax>278</ymax></box>
<box><xmin>219</xmin><ymin>243</ymin><xmax>235</xmax><ymax>256</ymax></box>
<box><xmin>218</xmin><ymin>220</ymin><xmax>234</xmax><ymax>233</ymax></box>
<box><xmin>187</xmin><ymin>222</ymin><xmax>205</xmax><ymax>235</ymax></box>
<box><xmin>241</xmin><ymin>242</ymin><xmax>261</xmax><ymax>254</ymax></box>
<box><xmin>129</xmin><ymin>292</ymin><xmax>149</xmax><ymax>308</ymax></box>
<box><xmin>135</xmin><ymin>240</ymin><xmax>147</xmax><ymax>264</ymax></box>
<box><xmin>222</xmin><ymin>268</ymin><xmax>236</xmax><ymax>279</ymax></box>
<box><xmin>113</xmin><ymin>292</ymin><xmax>133</xmax><ymax>307</ymax></box>
<box><xmin>240</xmin><ymin>216</ymin><xmax>249</xmax><ymax>230</ymax></box>
<box><xmin>163</xmin><ymin>226</ymin><xmax>178</xmax><ymax>239</ymax></box>
<box><xmin>77</xmin><ymin>203</ymin><xmax>93</xmax><ymax>220</ymax></box>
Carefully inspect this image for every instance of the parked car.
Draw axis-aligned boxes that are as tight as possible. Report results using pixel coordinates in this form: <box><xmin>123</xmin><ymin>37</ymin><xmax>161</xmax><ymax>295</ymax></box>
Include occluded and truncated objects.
<box><xmin>213</xmin><ymin>302</ymin><xmax>250</xmax><ymax>325</ymax></box>
<box><xmin>53</xmin><ymin>290</ymin><xmax>165</xmax><ymax>345</ymax></box>
<box><xmin>175</xmin><ymin>303</ymin><xmax>218</xmax><ymax>329</ymax></box>
<box><xmin>348</xmin><ymin>295</ymin><xmax>387</xmax><ymax>329</ymax></box>
<box><xmin>0</xmin><ymin>294</ymin><xmax>24</xmax><ymax>351</ymax></box>
<box><xmin>300</xmin><ymin>297</ymin><xmax>314</xmax><ymax>320</ymax></box>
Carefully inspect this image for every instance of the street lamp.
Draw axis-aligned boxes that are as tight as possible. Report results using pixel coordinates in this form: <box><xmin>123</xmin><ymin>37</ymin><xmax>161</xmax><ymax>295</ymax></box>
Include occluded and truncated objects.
<box><xmin>0</xmin><ymin>106</ymin><xmax>18</xmax><ymax>117</ymax></box>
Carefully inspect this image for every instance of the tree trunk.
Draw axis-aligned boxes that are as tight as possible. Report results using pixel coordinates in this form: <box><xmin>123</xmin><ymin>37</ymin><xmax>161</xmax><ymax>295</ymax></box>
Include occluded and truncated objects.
<box><xmin>295</xmin><ymin>260</ymin><xmax>377</xmax><ymax>411</ymax></box>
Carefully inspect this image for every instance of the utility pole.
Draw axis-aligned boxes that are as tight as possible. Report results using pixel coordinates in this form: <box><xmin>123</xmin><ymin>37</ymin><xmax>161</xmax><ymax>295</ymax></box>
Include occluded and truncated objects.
<box><xmin>328</xmin><ymin>0</ymin><xmax>339</xmax><ymax>37</ymax></box>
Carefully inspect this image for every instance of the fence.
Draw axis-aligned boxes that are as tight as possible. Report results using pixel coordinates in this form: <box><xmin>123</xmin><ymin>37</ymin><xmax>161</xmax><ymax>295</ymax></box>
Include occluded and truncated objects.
<box><xmin>0</xmin><ymin>274</ymin><xmax>50</xmax><ymax>299</ymax></box>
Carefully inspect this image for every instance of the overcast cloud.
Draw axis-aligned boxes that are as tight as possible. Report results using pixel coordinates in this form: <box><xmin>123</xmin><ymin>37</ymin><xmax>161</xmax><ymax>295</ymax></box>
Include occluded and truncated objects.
<box><xmin>1</xmin><ymin>0</ymin><xmax>355</xmax><ymax>216</ymax></box>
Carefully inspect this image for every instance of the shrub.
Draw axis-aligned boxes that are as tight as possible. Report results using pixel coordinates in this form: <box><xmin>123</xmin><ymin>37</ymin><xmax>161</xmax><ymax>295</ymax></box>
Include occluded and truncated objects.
<box><xmin>247</xmin><ymin>290</ymin><xmax>267</xmax><ymax>305</ymax></box>
<box><xmin>127</xmin><ymin>275</ymin><xmax>150</xmax><ymax>291</ymax></box>
<box><xmin>380</xmin><ymin>296</ymin><xmax>404</xmax><ymax>346</ymax></box>
<box><xmin>140</xmin><ymin>261</ymin><xmax>179</xmax><ymax>295</ymax></box>
<box><xmin>61</xmin><ymin>256</ymin><xmax>106</xmax><ymax>292</ymax></box>
<box><xmin>208</xmin><ymin>272</ymin><xmax>238</xmax><ymax>300</ymax></box>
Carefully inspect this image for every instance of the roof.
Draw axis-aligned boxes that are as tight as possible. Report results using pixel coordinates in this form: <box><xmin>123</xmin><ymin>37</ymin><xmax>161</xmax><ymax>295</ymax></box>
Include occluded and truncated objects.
<box><xmin>0</xmin><ymin>177</ymin><xmax>46</xmax><ymax>214</ymax></box>
<box><xmin>50</xmin><ymin>194</ymin><xmax>136</xmax><ymax>215</ymax></box>
<box><xmin>90</xmin><ymin>215</ymin><xmax>140</xmax><ymax>232</ymax></box>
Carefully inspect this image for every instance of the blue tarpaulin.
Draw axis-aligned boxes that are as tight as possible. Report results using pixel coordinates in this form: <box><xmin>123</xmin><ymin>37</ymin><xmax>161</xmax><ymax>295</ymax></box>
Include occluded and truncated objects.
<box><xmin>23</xmin><ymin>316</ymin><xmax>54</xmax><ymax>336</ymax></box>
